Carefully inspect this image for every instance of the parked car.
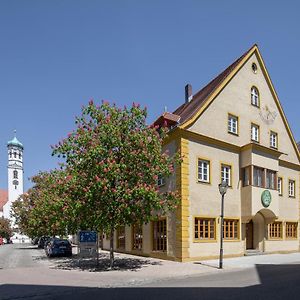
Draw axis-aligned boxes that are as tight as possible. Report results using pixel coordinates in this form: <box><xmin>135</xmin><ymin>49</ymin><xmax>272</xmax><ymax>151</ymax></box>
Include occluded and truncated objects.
<box><xmin>31</xmin><ymin>237</ymin><xmax>39</xmax><ymax>245</ymax></box>
<box><xmin>45</xmin><ymin>238</ymin><xmax>72</xmax><ymax>257</ymax></box>
<box><xmin>37</xmin><ymin>236</ymin><xmax>50</xmax><ymax>248</ymax></box>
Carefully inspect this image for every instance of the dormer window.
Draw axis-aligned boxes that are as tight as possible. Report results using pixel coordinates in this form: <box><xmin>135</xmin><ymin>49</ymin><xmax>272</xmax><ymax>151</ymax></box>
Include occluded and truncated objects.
<box><xmin>251</xmin><ymin>87</ymin><xmax>259</xmax><ymax>107</ymax></box>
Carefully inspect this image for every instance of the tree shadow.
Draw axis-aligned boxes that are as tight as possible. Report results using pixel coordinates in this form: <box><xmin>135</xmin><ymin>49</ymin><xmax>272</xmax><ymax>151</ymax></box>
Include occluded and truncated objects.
<box><xmin>49</xmin><ymin>253</ymin><xmax>161</xmax><ymax>272</ymax></box>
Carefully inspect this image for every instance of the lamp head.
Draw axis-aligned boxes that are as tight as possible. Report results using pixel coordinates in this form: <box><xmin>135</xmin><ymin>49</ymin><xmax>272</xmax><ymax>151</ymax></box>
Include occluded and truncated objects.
<box><xmin>218</xmin><ymin>181</ymin><xmax>228</xmax><ymax>196</ymax></box>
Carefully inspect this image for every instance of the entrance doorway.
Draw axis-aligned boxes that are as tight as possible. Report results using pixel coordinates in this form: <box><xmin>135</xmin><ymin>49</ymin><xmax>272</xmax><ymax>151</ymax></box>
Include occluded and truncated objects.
<box><xmin>246</xmin><ymin>220</ymin><xmax>254</xmax><ymax>249</ymax></box>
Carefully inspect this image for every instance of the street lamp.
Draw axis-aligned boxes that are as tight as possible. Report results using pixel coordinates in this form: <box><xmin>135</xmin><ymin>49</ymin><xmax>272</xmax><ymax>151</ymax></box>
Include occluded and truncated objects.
<box><xmin>218</xmin><ymin>180</ymin><xmax>228</xmax><ymax>269</ymax></box>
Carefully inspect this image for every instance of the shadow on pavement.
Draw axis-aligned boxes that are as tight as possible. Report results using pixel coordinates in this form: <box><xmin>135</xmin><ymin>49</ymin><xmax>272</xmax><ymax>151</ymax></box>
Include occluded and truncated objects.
<box><xmin>1</xmin><ymin>264</ymin><xmax>300</xmax><ymax>299</ymax></box>
<box><xmin>51</xmin><ymin>253</ymin><xmax>161</xmax><ymax>272</ymax></box>
<box><xmin>15</xmin><ymin>246</ymin><xmax>40</xmax><ymax>250</ymax></box>
<box><xmin>33</xmin><ymin>251</ymin><xmax>161</xmax><ymax>272</ymax></box>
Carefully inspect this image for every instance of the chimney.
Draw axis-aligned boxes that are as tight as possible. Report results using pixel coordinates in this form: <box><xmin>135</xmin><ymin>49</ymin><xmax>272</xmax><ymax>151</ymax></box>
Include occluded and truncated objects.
<box><xmin>185</xmin><ymin>84</ymin><xmax>193</xmax><ymax>103</ymax></box>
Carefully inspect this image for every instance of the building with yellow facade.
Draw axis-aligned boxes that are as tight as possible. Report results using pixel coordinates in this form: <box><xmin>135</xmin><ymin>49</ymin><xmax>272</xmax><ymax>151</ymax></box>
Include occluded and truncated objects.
<box><xmin>103</xmin><ymin>44</ymin><xmax>300</xmax><ymax>261</ymax></box>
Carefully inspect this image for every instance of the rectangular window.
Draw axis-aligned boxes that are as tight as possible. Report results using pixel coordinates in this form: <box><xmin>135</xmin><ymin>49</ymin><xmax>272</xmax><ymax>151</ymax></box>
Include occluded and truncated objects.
<box><xmin>286</xmin><ymin>222</ymin><xmax>298</xmax><ymax>239</ymax></box>
<box><xmin>157</xmin><ymin>175</ymin><xmax>165</xmax><ymax>187</ymax></box>
<box><xmin>117</xmin><ymin>226</ymin><xmax>125</xmax><ymax>249</ymax></box>
<box><xmin>278</xmin><ymin>177</ymin><xmax>283</xmax><ymax>196</ymax></box>
<box><xmin>198</xmin><ymin>159</ymin><xmax>210</xmax><ymax>183</ymax></box>
<box><xmin>221</xmin><ymin>164</ymin><xmax>232</xmax><ymax>186</ymax></box>
<box><xmin>153</xmin><ymin>219</ymin><xmax>167</xmax><ymax>251</ymax></box>
<box><xmin>132</xmin><ymin>224</ymin><xmax>143</xmax><ymax>251</ymax></box>
<box><xmin>223</xmin><ymin>219</ymin><xmax>239</xmax><ymax>240</ymax></box>
<box><xmin>251</xmin><ymin>123</ymin><xmax>259</xmax><ymax>142</ymax></box>
<box><xmin>194</xmin><ymin>218</ymin><xmax>216</xmax><ymax>240</ymax></box>
<box><xmin>266</xmin><ymin>170</ymin><xmax>276</xmax><ymax>190</ymax></box>
<box><xmin>270</xmin><ymin>131</ymin><xmax>278</xmax><ymax>149</ymax></box>
<box><xmin>288</xmin><ymin>180</ymin><xmax>295</xmax><ymax>197</ymax></box>
<box><xmin>268</xmin><ymin>222</ymin><xmax>282</xmax><ymax>239</ymax></box>
<box><xmin>242</xmin><ymin>166</ymin><xmax>251</xmax><ymax>187</ymax></box>
<box><xmin>228</xmin><ymin>114</ymin><xmax>238</xmax><ymax>135</ymax></box>
<box><xmin>253</xmin><ymin>166</ymin><xmax>264</xmax><ymax>187</ymax></box>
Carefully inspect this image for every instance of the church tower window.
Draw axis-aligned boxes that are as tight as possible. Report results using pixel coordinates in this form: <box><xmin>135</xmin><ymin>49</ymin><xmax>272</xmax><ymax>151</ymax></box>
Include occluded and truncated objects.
<box><xmin>14</xmin><ymin>152</ymin><xmax>17</xmax><ymax>158</ymax></box>
<box><xmin>13</xmin><ymin>170</ymin><xmax>18</xmax><ymax>179</ymax></box>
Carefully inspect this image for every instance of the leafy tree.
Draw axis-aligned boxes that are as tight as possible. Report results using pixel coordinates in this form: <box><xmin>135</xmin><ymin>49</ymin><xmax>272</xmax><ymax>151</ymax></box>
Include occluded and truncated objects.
<box><xmin>12</xmin><ymin>169</ymin><xmax>75</xmax><ymax>238</ymax></box>
<box><xmin>52</xmin><ymin>100</ymin><xmax>180</xmax><ymax>268</ymax></box>
<box><xmin>0</xmin><ymin>217</ymin><xmax>13</xmax><ymax>240</ymax></box>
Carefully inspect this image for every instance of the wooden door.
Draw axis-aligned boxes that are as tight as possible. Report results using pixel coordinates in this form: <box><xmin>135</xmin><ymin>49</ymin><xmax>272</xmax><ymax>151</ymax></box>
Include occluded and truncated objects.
<box><xmin>246</xmin><ymin>220</ymin><xmax>253</xmax><ymax>249</ymax></box>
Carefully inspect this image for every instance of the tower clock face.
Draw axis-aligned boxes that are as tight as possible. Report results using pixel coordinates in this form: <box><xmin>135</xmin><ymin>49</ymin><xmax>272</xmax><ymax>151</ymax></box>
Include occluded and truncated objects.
<box><xmin>13</xmin><ymin>180</ymin><xmax>19</xmax><ymax>186</ymax></box>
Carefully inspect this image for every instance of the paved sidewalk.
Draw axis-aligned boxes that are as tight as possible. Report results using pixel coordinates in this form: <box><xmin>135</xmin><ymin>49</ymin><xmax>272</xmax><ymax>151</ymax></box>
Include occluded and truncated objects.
<box><xmin>2</xmin><ymin>247</ymin><xmax>300</xmax><ymax>288</ymax></box>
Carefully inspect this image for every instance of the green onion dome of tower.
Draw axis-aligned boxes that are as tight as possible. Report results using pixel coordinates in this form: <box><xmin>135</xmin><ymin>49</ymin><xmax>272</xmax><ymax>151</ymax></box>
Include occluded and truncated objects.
<box><xmin>7</xmin><ymin>131</ymin><xmax>24</xmax><ymax>149</ymax></box>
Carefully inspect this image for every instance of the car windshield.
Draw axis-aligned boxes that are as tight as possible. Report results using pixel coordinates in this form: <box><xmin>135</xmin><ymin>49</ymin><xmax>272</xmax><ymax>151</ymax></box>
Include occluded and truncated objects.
<box><xmin>53</xmin><ymin>240</ymin><xmax>69</xmax><ymax>246</ymax></box>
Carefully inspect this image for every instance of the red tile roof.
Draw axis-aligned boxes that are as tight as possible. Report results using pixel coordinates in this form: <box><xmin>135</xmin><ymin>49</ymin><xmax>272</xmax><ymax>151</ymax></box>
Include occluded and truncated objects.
<box><xmin>0</xmin><ymin>189</ymin><xmax>8</xmax><ymax>212</ymax></box>
<box><xmin>173</xmin><ymin>44</ymin><xmax>256</xmax><ymax>125</ymax></box>
<box><xmin>153</xmin><ymin>112</ymin><xmax>181</xmax><ymax>128</ymax></box>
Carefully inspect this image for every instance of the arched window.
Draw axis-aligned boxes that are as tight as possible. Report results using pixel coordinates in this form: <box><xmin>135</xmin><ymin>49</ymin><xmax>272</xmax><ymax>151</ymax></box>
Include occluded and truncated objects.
<box><xmin>13</xmin><ymin>152</ymin><xmax>17</xmax><ymax>158</ymax></box>
<box><xmin>251</xmin><ymin>87</ymin><xmax>259</xmax><ymax>107</ymax></box>
<box><xmin>13</xmin><ymin>170</ymin><xmax>18</xmax><ymax>179</ymax></box>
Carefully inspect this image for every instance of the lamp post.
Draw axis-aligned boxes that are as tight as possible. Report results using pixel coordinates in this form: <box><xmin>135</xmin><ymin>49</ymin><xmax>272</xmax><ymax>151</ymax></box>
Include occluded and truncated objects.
<box><xmin>218</xmin><ymin>180</ymin><xmax>228</xmax><ymax>269</ymax></box>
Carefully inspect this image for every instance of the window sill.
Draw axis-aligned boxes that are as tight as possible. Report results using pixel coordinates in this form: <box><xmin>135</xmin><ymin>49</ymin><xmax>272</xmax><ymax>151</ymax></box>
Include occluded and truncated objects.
<box><xmin>228</xmin><ymin>131</ymin><xmax>239</xmax><ymax>136</ymax></box>
<box><xmin>197</xmin><ymin>180</ymin><xmax>211</xmax><ymax>185</ymax></box>
<box><xmin>251</xmin><ymin>139</ymin><xmax>260</xmax><ymax>143</ymax></box>
<box><xmin>193</xmin><ymin>239</ymin><xmax>217</xmax><ymax>243</ymax></box>
<box><xmin>251</xmin><ymin>104</ymin><xmax>260</xmax><ymax>108</ymax></box>
<box><xmin>267</xmin><ymin>238</ymin><xmax>283</xmax><ymax>241</ymax></box>
<box><xmin>224</xmin><ymin>239</ymin><xmax>240</xmax><ymax>242</ymax></box>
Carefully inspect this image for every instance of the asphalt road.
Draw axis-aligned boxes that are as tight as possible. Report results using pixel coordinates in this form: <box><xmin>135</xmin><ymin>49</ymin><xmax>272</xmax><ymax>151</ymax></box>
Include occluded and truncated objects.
<box><xmin>1</xmin><ymin>244</ymin><xmax>300</xmax><ymax>300</ymax></box>
<box><xmin>0</xmin><ymin>243</ymin><xmax>47</xmax><ymax>269</ymax></box>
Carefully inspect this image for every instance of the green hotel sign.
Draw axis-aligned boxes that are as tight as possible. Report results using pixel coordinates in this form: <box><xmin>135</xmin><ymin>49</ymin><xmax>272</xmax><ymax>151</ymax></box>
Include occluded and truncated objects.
<box><xmin>261</xmin><ymin>190</ymin><xmax>272</xmax><ymax>208</ymax></box>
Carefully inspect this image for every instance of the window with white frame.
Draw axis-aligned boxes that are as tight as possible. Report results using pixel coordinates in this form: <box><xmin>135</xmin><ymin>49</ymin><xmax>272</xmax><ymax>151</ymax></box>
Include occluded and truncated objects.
<box><xmin>251</xmin><ymin>123</ymin><xmax>259</xmax><ymax>142</ymax></box>
<box><xmin>270</xmin><ymin>131</ymin><xmax>278</xmax><ymax>148</ymax></box>
<box><xmin>278</xmin><ymin>177</ymin><xmax>283</xmax><ymax>195</ymax></box>
<box><xmin>221</xmin><ymin>164</ymin><xmax>231</xmax><ymax>186</ymax></box>
<box><xmin>198</xmin><ymin>159</ymin><xmax>210</xmax><ymax>183</ymax></box>
<box><xmin>228</xmin><ymin>114</ymin><xmax>238</xmax><ymax>135</ymax></box>
<box><xmin>288</xmin><ymin>180</ymin><xmax>295</xmax><ymax>197</ymax></box>
<box><xmin>251</xmin><ymin>87</ymin><xmax>259</xmax><ymax>107</ymax></box>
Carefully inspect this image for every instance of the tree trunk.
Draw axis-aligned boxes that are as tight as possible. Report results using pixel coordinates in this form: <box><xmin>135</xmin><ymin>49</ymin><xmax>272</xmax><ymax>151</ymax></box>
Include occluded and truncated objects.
<box><xmin>109</xmin><ymin>228</ymin><xmax>114</xmax><ymax>269</ymax></box>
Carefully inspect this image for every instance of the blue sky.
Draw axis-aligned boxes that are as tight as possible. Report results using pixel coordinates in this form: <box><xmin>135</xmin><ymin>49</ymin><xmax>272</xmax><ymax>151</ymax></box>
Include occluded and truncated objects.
<box><xmin>0</xmin><ymin>0</ymin><xmax>300</xmax><ymax>190</ymax></box>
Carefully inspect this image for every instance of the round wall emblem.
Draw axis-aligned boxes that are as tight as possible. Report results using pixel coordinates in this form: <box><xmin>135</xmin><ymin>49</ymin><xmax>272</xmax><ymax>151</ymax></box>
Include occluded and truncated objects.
<box><xmin>261</xmin><ymin>190</ymin><xmax>272</xmax><ymax>207</ymax></box>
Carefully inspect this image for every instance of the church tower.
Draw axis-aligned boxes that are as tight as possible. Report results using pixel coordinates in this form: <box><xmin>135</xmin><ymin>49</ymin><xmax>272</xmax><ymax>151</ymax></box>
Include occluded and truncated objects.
<box><xmin>3</xmin><ymin>131</ymin><xmax>24</xmax><ymax>220</ymax></box>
